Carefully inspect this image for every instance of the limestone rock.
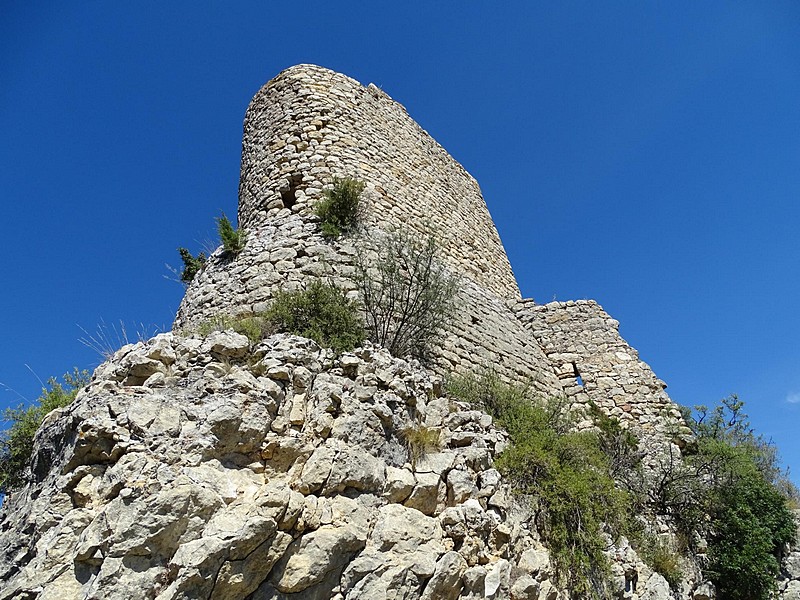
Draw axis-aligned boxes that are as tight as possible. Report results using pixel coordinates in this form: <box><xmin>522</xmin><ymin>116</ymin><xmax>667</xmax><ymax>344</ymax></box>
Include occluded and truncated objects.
<box><xmin>0</xmin><ymin>333</ymin><xmax>549</xmax><ymax>600</ymax></box>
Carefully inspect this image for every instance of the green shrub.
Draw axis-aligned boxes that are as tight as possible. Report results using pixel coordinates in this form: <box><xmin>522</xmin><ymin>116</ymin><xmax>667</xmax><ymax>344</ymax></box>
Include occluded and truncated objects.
<box><xmin>0</xmin><ymin>369</ymin><xmax>90</xmax><ymax>493</ymax></box>
<box><xmin>264</xmin><ymin>281</ymin><xmax>365</xmax><ymax>353</ymax></box>
<box><xmin>315</xmin><ymin>177</ymin><xmax>365</xmax><ymax>238</ymax></box>
<box><xmin>355</xmin><ymin>229</ymin><xmax>459</xmax><ymax>360</ymax></box>
<box><xmin>687</xmin><ymin>397</ymin><xmax>796</xmax><ymax>600</ymax></box>
<box><xmin>197</xmin><ymin>313</ymin><xmax>271</xmax><ymax>345</ymax></box>
<box><xmin>216</xmin><ymin>212</ymin><xmax>246</xmax><ymax>256</ymax></box>
<box><xmin>178</xmin><ymin>247</ymin><xmax>207</xmax><ymax>283</ymax></box>
<box><xmin>448</xmin><ymin>372</ymin><xmax>634</xmax><ymax>598</ymax></box>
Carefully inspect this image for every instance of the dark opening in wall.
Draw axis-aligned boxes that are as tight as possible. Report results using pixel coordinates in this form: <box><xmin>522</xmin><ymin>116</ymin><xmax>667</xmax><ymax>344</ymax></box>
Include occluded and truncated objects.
<box><xmin>280</xmin><ymin>174</ymin><xmax>304</xmax><ymax>209</ymax></box>
<box><xmin>572</xmin><ymin>362</ymin><xmax>585</xmax><ymax>387</ymax></box>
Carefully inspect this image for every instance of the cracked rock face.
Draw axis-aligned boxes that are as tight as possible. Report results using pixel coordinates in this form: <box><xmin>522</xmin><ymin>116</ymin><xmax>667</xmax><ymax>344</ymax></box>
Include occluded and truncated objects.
<box><xmin>0</xmin><ymin>333</ymin><xmax>556</xmax><ymax>599</ymax></box>
<box><xmin>0</xmin><ymin>332</ymin><xmax>747</xmax><ymax>599</ymax></box>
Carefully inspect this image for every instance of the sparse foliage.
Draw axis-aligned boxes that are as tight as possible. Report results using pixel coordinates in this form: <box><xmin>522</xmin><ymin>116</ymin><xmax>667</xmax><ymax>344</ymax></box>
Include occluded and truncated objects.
<box><xmin>217</xmin><ymin>213</ymin><xmax>246</xmax><ymax>256</ymax></box>
<box><xmin>637</xmin><ymin>535</ymin><xmax>683</xmax><ymax>589</ymax></box>
<box><xmin>315</xmin><ymin>177</ymin><xmax>365</xmax><ymax>238</ymax></box>
<box><xmin>78</xmin><ymin>320</ymin><xmax>161</xmax><ymax>359</ymax></box>
<box><xmin>402</xmin><ymin>424</ymin><xmax>441</xmax><ymax>469</ymax></box>
<box><xmin>178</xmin><ymin>247</ymin><xmax>206</xmax><ymax>283</ymax></box>
<box><xmin>355</xmin><ymin>229</ymin><xmax>459</xmax><ymax>360</ymax></box>
<box><xmin>0</xmin><ymin>369</ymin><xmax>90</xmax><ymax>493</ymax></box>
<box><xmin>264</xmin><ymin>281</ymin><xmax>365</xmax><ymax>353</ymax></box>
<box><xmin>197</xmin><ymin>313</ymin><xmax>272</xmax><ymax>345</ymax></box>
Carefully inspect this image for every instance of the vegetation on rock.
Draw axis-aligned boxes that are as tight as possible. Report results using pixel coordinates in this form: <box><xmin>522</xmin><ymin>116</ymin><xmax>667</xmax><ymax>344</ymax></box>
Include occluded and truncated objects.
<box><xmin>678</xmin><ymin>396</ymin><xmax>797</xmax><ymax>600</ymax></box>
<box><xmin>197</xmin><ymin>313</ymin><xmax>271</xmax><ymax>345</ymax></box>
<box><xmin>355</xmin><ymin>229</ymin><xmax>459</xmax><ymax>361</ymax></box>
<box><xmin>263</xmin><ymin>281</ymin><xmax>365</xmax><ymax>353</ymax></box>
<box><xmin>448</xmin><ymin>371</ymin><xmax>637</xmax><ymax>599</ymax></box>
<box><xmin>402</xmin><ymin>424</ymin><xmax>441</xmax><ymax>470</ymax></box>
<box><xmin>0</xmin><ymin>369</ymin><xmax>90</xmax><ymax>493</ymax></box>
<box><xmin>315</xmin><ymin>177</ymin><xmax>365</xmax><ymax>239</ymax></box>
<box><xmin>178</xmin><ymin>247</ymin><xmax>207</xmax><ymax>283</ymax></box>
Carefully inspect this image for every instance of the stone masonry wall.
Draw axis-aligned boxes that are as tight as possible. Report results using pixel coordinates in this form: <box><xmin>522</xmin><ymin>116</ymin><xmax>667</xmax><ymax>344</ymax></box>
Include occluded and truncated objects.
<box><xmin>176</xmin><ymin>65</ymin><xmax>564</xmax><ymax>394</ymax></box>
<box><xmin>517</xmin><ymin>300</ymin><xmax>691</xmax><ymax>443</ymax></box>
<box><xmin>174</xmin><ymin>212</ymin><xmax>563</xmax><ymax>396</ymax></box>
<box><xmin>237</xmin><ymin>64</ymin><xmax>519</xmax><ymax>300</ymax></box>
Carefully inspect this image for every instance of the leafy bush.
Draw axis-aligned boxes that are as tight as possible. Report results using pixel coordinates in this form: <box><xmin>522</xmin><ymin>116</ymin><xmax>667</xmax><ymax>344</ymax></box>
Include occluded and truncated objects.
<box><xmin>264</xmin><ymin>281</ymin><xmax>365</xmax><ymax>353</ymax></box>
<box><xmin>315</xmin><ymin>177</ymin><xmax>365</xmax><ymax>238</ymax></box>
<box><xmin>402</xmin><ymin>424</ymin><xmax>441</xmax><ymax>469</ymax></box>
<box><xmin>0</xmin><ymin>369</ymin><xmax>90</xmax><ymax>493</ymax></box>
<box><xmin>683</xmin><ymin>396</ymin><xmax>797</xmax><ymax>600</ymax></box>
<box><xmin>216</xmin><ymin>212</ymin><xmax>246</xmax><ymax>256</ymax></box>
<box><xmin>178</xmin><ymin>247</ymin><xmax>206</xmax><ymax>283</ymax></box>
<box><xmin>448</xmin><ymin>372</ymin><xmax>634</xmax><ymax>598</ymax></box>
<box><xmin>355</xmin><ymin>229</ymin><xmax>459</xmax><ymax>360</ymax></box>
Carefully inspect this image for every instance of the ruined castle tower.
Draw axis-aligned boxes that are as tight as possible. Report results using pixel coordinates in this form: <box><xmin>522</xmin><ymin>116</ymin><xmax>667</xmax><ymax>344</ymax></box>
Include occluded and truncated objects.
<box><xmin>176</xmin><ymin>64</ymin><xmax>686</xmax><ymax>440</ymax></box>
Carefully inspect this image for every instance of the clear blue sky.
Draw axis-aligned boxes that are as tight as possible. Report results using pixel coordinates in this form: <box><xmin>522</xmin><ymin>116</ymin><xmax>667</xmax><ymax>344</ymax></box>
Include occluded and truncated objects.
<box><xmin>2</xmin><ymin>2</ymin><xmax>799</xmax><ymax>484</ymax></box>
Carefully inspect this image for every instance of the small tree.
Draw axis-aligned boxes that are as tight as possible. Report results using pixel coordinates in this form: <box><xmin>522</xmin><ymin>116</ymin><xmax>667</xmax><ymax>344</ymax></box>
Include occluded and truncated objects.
<box><xmin>178</xmin><ymin>247</ymin><xmax>206</xmax><ymax>283</ymax></box>
<box><xmin>264</xmin><ymin>280</ymin><xmax>365</xmax><ymax>353</ymax></box>
<box><xmin>217</xmin><ymin>213</ymin><xmax>246</xmax><ymax>256</ymax></box>
<box><xmin>314</xmin><ymin>178</ymin><xmax>365</xmax><ymax>239</ymax></box>
<box><xmin>354</xmin><ymin>229</ymin><xmax>459</xmax><ymax>360</ymax></box>
<box><xmin>687</xmin><ymin>397</ymin><xmax>797</xmax><ymax>600</ymax></box>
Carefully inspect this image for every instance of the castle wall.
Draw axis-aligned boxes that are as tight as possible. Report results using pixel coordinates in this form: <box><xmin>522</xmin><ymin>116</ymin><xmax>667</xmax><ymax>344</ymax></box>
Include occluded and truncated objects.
<box><xmin>174</xmin><ymin>212</ymin><xmax>563</xmax><ymax>396</ymax></box>
<box><xmin>176</xmin><ymin>65</ymin><xmax>564</xmax><ymax>393</ymax></box>
<box><xmin>237</xmin><ymin>64</ymin><xmax>519</xmax><ymax>300</ymax></box>
<box><xmin>176</xmin><ymin>64</ymin><xmax>691</xmax><ymax>432</ymax></box>
<box><xmin>517</xmin><ymin>299</ymin><xmax>690</xmax><ymax>441</ymax></box>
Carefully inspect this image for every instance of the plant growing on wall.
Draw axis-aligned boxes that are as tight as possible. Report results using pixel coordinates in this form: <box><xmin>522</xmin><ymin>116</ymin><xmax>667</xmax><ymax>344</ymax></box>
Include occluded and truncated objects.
<box><xmin>354</xmin><ymin>228</ymin><xmax>459</xmax><ymax>360</ymax></box>
<box><xmin>264</xmin><ymin>280</ymin><xmax>365</xmax><ymax>353</ymax></box>
<box><xmin>217</xmin><ymin>213</ymin><xmax>246</xmax><ymax>256</ymax></box>
<box><xmin>314</xmin><ymin>177</ymin><xmax>365</xmax><ymax>239</ymax></box>
<box><xmin>177</xmin><ymin>247</ymin><xmax>207</xmax><ymax>283</ymax></box>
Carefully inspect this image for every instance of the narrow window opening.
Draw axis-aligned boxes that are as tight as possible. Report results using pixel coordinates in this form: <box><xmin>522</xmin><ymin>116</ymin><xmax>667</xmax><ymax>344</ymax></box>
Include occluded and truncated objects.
<box><xmin>572</xmin><ymin>362</ymin><xmax>585</xmax><ymax>387</ymax></box>
<box><xmin>280</xmin><ymin>174</ymin><xmax>303</xmax><ymax>209</ymax></box>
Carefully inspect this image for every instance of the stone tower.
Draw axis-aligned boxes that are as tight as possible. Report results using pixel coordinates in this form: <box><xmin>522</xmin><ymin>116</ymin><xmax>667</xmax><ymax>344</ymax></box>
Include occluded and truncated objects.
<box><xmin>176</xmin><ymin>64</ymin><xmax>687</xmax><ymax>440</ymax></box>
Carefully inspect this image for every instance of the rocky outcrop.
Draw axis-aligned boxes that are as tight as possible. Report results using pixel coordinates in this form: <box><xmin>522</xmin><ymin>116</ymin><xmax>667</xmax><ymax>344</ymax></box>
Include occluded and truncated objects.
<box><xmin>0</xmin><ymin>333</ymin><xmax>700</xmax><ymax>599</ymax></box>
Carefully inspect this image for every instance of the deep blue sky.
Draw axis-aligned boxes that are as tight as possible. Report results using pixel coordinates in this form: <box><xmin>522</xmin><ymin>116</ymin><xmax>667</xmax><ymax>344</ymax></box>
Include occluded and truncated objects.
<box><xmin>2</xmin><ymin>2</ymin><xmax>799</xmax><ymax>484</ymax></box>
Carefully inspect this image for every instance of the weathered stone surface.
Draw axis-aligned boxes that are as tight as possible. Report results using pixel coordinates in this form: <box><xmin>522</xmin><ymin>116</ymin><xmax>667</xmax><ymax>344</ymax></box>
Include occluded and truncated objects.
<box><xmin>174</xmin><ymin>64</ymin><xmax>566</xmax><ymax>395</ymax></box>
<box><xmin>0</xmin><ymin>334</ymin><xmax>557</xmax><ymax>600</ymax></box>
